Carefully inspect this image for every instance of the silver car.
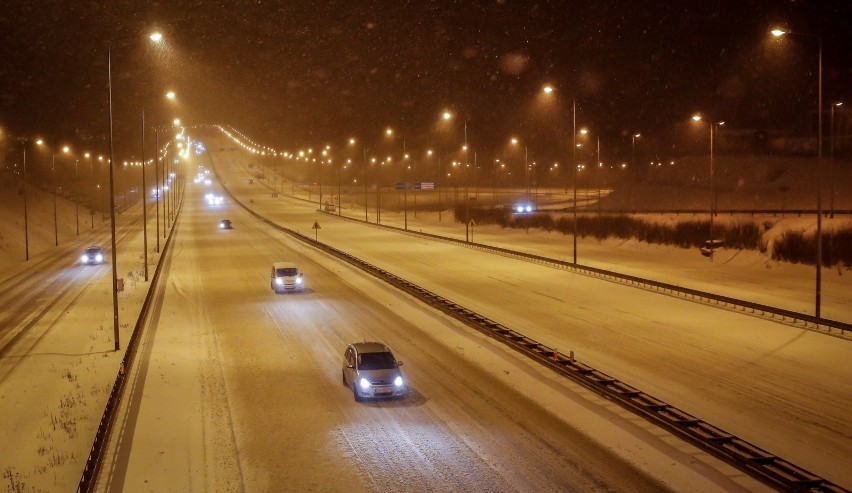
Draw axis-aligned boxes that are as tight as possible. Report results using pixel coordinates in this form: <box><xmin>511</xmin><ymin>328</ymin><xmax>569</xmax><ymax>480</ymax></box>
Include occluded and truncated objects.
<box><xmin>342</xmin><ymin>342</ymin><xmax>407</xmax><ymax>401</ymax></box>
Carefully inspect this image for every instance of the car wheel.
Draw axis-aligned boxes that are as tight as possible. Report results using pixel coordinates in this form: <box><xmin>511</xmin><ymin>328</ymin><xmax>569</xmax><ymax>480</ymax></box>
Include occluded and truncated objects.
<box><xmin>353</xmin><ymin>385</ymin><xmax>362</xmax><ymax>402</ymax></box>
<box><xmin>342</xmin><ymin>371</ymin><xmax>347</xmax><ymax>387</ymax></box>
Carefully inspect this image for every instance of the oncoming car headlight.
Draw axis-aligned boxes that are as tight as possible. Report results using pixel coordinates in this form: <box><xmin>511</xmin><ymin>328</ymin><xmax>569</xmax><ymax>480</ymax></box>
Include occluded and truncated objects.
<box><xmin>95</xmin><ymin>254</ymin><xmax>104</xmax><ymax>262</ymax></box>
<box><xmin>296</xmin><ymin>277</ymin><xmax>303</xmax><ymax>284</ymax></box>
<box><xmin>359</xmin><ymin>378</ymin><xmax>371</xmax><ymax>390</ymax></box>
<box><xmin>81</xmin><ymin>255</ymin><xmax>89</xmax><ymax>263</ymax></box>
<box><xmin>275</xmin><ymin>278</ymin><xmax>284</xmax><ymax>285</ymax></box>
<box><xmin>394</xmin><ymin>376</ymin><xmax>404</xmax><ymax>387</ymax></box>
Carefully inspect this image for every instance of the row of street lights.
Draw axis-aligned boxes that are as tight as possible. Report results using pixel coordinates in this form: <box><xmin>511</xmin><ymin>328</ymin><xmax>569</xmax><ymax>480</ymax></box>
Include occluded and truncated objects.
<box><xmin>219</xmin><ymin>26</ymin><xmax>838</xmax><ymax>324</ymax></box>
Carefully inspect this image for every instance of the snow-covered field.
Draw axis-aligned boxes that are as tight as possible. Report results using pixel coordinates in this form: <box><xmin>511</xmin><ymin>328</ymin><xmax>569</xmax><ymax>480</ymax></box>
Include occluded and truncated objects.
<box><xmin>0</xmin><ymin>132</ymin><xmax>849</xmax><ymax>492</ymax></box>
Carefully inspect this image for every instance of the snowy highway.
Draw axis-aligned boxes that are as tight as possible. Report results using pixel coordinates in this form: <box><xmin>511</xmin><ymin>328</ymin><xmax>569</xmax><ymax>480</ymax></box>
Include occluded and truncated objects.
<box><xmin>95</xmin><ymin>157</ymin><xmax>767</xmax><ymax>492</ymax></box>
<box><xmin>87</xmin><ymin>135</ymin><xmax>850</xmax><ymax>491</ymax></box>
<box><xmin>1</xmin><ymin>134</ymin><xmax>847</xmax><ymax>491</ymax></box>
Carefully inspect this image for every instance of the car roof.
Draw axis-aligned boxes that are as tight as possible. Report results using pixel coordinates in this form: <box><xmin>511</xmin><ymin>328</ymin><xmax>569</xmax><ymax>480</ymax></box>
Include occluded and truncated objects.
<box><xmin>272</xmin><ymin>262</ymin><xmax>299</xmax><ymax>270</ymax></box>
<box><xmin>86</xmin><ymin>245</ymin><xmax>103</xmax><ymax>250</ymax></box>
<box><xmin>351</xmin><ymin>342</ymin><xmax>392</xmax><ymax>354</ymax></box>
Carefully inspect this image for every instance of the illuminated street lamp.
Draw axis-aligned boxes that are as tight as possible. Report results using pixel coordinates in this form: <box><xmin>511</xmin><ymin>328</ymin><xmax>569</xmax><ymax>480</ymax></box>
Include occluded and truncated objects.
<box><xmin>690</xmin><ymin>115</ymin><xmax>724</xmax><ymax>255</ymax></box>
<box><xmin>139</xmin><ymin>110</ymin><xmax>149</xmax><ymax>281</ymax></box>
<box><xmin>105</xmin><ymin>30</ymin><xmax>163</xmax><ymax>350</ymax></box>
<box><xmin>771</xmin><ymin>27</ymin><xmax>824</xmax><ymax>321</ymax></box>
<box><xmin>631</xmin><ymin>133</ymin><xmax>640</xmax><ymax>212</ymax></box>
<box><xmin>510</xmin><ymin>137</ymin><xmax>530</xmax><ymax>200</ymax></box>
<box><xmin>540</xmin><ymin>84</ymin><xmax>578</xmax><ymax>263</ymax></box>
<box><xmin>17</xmin><ymin>137</ymin><xmax>45</xmax><ymax>260</ymax></box>
<box><xmin>50</xmin><ymin>146</ymin><xmax>71</xmax><ymax>247</ymax></box>
<box><xmin>829</xmin><ymin>101</ymin><xmax>843</xmax><ymax>218</ymax></box>
<box><xmin>73</xmin><ymin>153</ymin><xmax>80</xmax><ymax>235</ymax></box>
<box><xmin>83</xmin><ymin>152</ymin><xmax>95</xmax><ymax>229</ymax></box>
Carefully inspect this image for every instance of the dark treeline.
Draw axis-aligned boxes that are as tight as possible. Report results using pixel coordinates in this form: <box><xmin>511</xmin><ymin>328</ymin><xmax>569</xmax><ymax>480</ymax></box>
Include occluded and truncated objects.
<box><xmin>454</xmin><ymin>206</ymin><xmax>852</xmax><ymax>268</ymax></box>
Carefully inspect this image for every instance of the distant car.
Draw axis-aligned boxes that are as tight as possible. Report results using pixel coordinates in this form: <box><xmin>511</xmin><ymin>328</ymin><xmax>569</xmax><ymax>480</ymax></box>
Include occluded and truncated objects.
<box><xmin>270</xmin><ymin>262</ymin><xmax>304</xmax><ymax>293</ymax></box>
<box><xmin>81</xmin><ymin>246</ymin><xmax>106</xmax><ymax>265</ymax></box>
<box><xmin>513</xmin><ymin>203</ymin><xmax>535</xmax><ymax>214</ymax></box>
<box><xmin>219</xmin><ymin>219</ymin><xmax>233</xmax><ymax>229</ymax></box>
<box><xmin>342</xmin><ymin>342</ymin><xmax>407</xmax><ymax>401</ymax></box>
<box><xmin>700</xmin><ymin>239</ymin><xmax>724</xmax><ymax>257</ymax></box>
<box><xmin>248</xmin><ymin>179</ymin><xmax>255</xmax><ymax>184</ymax></box>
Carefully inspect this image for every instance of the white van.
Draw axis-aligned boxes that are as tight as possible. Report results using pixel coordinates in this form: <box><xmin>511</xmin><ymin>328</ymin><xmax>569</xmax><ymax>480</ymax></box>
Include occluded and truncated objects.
<box><xmin>270</xmin><ymin>262</ymin><xmax>305</xmax><ymax>293</ymax></box>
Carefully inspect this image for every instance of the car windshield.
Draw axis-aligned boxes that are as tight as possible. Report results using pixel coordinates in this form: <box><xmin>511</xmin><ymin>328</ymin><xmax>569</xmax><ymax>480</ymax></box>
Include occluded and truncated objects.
<box><xmin>358</xmin><ymin>352</ymin><xmax>397</xmax><ymax>370</ymax></box>
<box><xmin>86</xmin><ymin>248</ymin><xmax>101</xmax><ymax>254</ymax></box>
<box><xmin>275</xmin><ymin>268</ymin><xmax>299</xmax><ymax>276</ymax></box>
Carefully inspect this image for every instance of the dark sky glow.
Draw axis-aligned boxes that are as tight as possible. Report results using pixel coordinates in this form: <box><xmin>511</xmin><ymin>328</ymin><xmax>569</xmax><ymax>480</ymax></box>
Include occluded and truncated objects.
<box><xmin>1</xmin><ymin>1</ymin><xmax>850</xmax><ymax>161</ymax></box>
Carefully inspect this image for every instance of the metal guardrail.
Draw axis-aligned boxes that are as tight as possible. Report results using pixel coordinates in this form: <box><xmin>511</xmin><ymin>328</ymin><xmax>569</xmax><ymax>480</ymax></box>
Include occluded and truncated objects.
<box><xmin>320</xmin><ymin>211</ymin><xmax>851</xmax><ymax>337</ymax></box>
<box><xmin>557</xmin><ymin>208</ymin><xmax>852</xmax><ymax>216</ymax></box>
<box><xmin>76</xmin><ymin>192</ymin><xmax>185</xmax><ymax>493</ymax></box>
<box><xmin>221</xmin><ymin>182</ymin><xmax>849</xmax><ymax>493</ymax></box>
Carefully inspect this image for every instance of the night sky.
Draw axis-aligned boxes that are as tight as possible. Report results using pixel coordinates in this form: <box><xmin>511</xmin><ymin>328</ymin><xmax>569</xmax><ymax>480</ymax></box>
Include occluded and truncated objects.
<box><xmin>1</xmin><ymin>0</ymin><xmax>851</xmax><ymax>161</ymax></box>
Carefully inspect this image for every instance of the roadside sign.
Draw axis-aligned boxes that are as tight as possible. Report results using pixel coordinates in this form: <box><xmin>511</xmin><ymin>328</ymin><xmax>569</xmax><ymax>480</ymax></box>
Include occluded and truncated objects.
<box><xmin>312</xmin><ymin>221</ymin><xmax>321</xmax><ymax>229</ymax></box>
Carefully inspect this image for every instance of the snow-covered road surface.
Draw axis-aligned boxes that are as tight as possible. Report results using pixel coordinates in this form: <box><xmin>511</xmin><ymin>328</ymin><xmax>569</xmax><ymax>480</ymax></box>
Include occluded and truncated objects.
<box><xmin>95</xmin><ymin>160</ymin><xmax>767</xmax><ymax>492</ymax></box>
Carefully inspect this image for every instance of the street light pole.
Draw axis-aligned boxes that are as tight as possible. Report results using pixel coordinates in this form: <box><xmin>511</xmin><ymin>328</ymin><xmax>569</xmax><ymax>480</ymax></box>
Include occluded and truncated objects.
<box><xmin>691</xmin><ymin>115</ymin><xmax>722</xmax><ymax>257</ymax></box>
<box><xmin>74</xmin><ymin>158</ymin><xmax>79</xmax><ymax>236</ymax></box>
<box><xmin>830</xmin><ymin>102</ymin><xmax>843</xmax><ymax>218</ymax></box>
<box><xmin>572</xmin><ymin>98</ymin><xmax>578</xmax><ymax>265</ymax></box>
<box><xmin>771</xmin><ymin>28</ymin><xmax>823</xmax><ymax>323</ymax></box>
<box><xmin>52</xmin><ymin>153</ymin><xmax>58</xmax><ymax>247</ymax></box>
<box><xmin>816</xmin><ymin>36</ymin><xmax>823</xmax><ymax>322</ymax></box>
<box><xmin>631</xmin><ymin>133</ymin><xmax>640</xmax><ymax>212</ymax></box>
<box><xmin>363</xmin><ymin>147</ymin><xmax>368</xmax><ymax>221</ymax></box>
<box><xmin>337</xmin><ymin>160</ymin><xmax>342</xmax><ymax>216</ymax></box>
<box><xmin>107</xmin><ymin>41</ymin><xmax>121</xmax><ymax>351</ymax></box>
<box><xmin>154</xmin><ymin>128</ymin><xmax>160</xmax><ymax>252</ymax></box>
<box><xmin>21</xmin><ymin>142</ymin><xmax>30</xmax><ymax>261</ymax></box>
<box><xmin>524</xmin><ymin>144</ymin><xmax>529</xmax><ymax>202</ymax></box>
<box><xmin>165</xmin><ymin>151</ymin><xmax>170</xmax><ymax>229</ymax></box>
<box><xmin>140</xmin><ymin>109</ymin><xmax>149</xmax><ymax>281</ymax></box>
<box><xmin>597</xmin><ymin>137</ymin><xmax>602</xmax><ymax>237</ymax></box>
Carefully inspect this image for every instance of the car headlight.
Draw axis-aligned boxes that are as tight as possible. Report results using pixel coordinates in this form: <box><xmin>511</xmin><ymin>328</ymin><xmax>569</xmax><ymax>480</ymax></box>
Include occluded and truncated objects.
<box><xmin>275</xmin><ymin>278</ymin><xmax>284</xmax><ymax>285</ymax></box>
<box><xmin>95</xmin><ymin>254</ymin><xmax>104</xmax><ymax>262</ymax></box>
<box><xmin>394</xmin><ymin>376</ymin><xmax>404</xmax><ymax>387</ymax></box>
<box><xmin>515</xmin><ymin>205</ymin><xmax>524</xmax><ymax>213</ymax></box>
<box><xmin>81</xmin><ymin>255</ymin><xmax>89</xmax><ymax>262</ymax></box>
<box><xmin>295</xmin><ymin>278</ymin><xmax>302</xmax><ymax>284</ymax></box>
<box><xmin>359</xmin><ymin>378</ymin><xmax>371</xmax><ymax>390</ymax></box>
<box><xmin>525</xmin><ymin>205</ymin><xmax>532</xmax><ymax>213</ymax></box>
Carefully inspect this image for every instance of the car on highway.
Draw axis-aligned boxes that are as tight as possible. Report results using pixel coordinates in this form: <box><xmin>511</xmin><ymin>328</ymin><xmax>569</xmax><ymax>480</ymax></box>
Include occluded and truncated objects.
<box><xmin>342</xmin><ymin>342</ymin><xmax>407</xmax><ymax>401</ymax></box>
<box><xmin>700</xmin><ymin>239</ymin><xmax>724</xmax><ymax>257</ymax></box>
<box><xmin>80</xmin><ymin>246</ymin><xmax>106</xmax><ymax>265</ymax></box>
<box><xmin>219</xmin><ymin>219</ymin><xmax>233</xmax><ymax>229</ymax></box>
<box><xmin>513</xmin><ymin>203</ymin><xmax>535</xmax><ymax>214</ymax></box>
<box><xmin>270</xmin><ymin>262</ymin><xmax>304</xmax><ymax>293</ymax></box>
